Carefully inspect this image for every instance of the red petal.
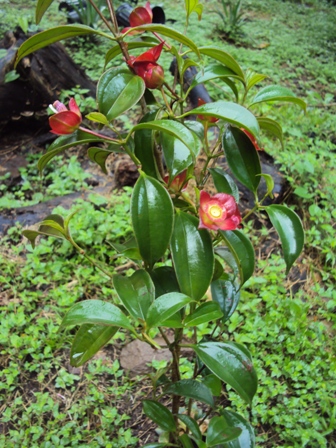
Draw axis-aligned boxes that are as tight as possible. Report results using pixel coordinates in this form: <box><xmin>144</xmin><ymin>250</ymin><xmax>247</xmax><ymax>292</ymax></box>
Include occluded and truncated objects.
<box><xmin>133</xmin><ymin>42</ymin><xmax>164</xmax><ymax>64</ymax></box>
<box><xmin>68</xmin><ymin>98</ymin><xmax>82</xmax><ymax>119</ymax></box>
<box><xmin>49</xmin><ymin>111</ymin><xmax>81</xmax><ymax>135</ymax></box>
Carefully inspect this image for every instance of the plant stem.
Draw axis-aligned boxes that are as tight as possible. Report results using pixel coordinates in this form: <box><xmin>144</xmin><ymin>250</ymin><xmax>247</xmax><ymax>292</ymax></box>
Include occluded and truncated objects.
<box><xmin>87</xmin><ymin>0</ymin><xmax>116</xmax><ymax>35</ymax></box>
<box><xmin>105</xmin><ymin>0</ymin><xmax>119</xmax><ymax>34</ymax></box>
<box><xmin>78</xmin><ymin>126</ymin><xmax>120</xmax><ymax>143</ymax></box>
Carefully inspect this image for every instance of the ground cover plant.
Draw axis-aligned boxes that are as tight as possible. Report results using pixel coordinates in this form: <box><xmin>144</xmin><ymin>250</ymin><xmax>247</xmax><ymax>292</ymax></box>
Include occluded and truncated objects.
<box><xmin>1</xmin><ymin>0</ymin><xmax>336</xmax><ymax>447</ymax></box>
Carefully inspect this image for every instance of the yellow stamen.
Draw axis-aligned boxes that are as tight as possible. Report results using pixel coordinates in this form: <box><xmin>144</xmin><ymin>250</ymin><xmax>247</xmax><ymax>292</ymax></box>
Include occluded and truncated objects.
<box><xmin>209</xmin><ymin>204</ymin><xmax>223</xmax><ymax>219</ymax></box>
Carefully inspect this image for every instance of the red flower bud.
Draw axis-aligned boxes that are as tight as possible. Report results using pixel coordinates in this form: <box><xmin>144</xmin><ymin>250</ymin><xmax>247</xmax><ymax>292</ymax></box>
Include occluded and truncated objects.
<box><xmin>196</xmin><ymin>98</ymin><xmax>218</xmax><ymax>123</ymax></box>
<box><xmin>127</xmin><ymin>43</ymin><xmax>165</xmax><ymax>89</ymax></box>
<box><xmin>164</xmin><ymin>170</ymin><xmax>188</xmax><ymax>193</ymax></box>
<box><xmin>198</xmin><ymin>190</ymin><xmax>241</xmax><ymax>231</ymax></box>
<box><xmin>129</xmin><ymin>2</ymin><xmax>153</xmax><ymax>26</ymax></box>
<box><xmin>49</xmin><ymin>98</ymin><xmax>82</xmax><ymax>135</ymax></box>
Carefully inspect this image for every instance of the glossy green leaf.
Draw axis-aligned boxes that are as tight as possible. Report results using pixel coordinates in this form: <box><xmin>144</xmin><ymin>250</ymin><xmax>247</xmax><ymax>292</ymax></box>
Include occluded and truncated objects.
<box><xmin>161</xmin><ymin>133</ymin><xmax>193</xmax><ymax>180</ymax></box>
<box><xmin>170</xmin><ymin>211</ymin><xmax>214</xmax><ymax>301</ymax></box>
<box><xmin>184</xmin><ymin>101</ymin><xmax>259</xmax><ymax>138</ymax></box>
<box><xmin>105</xmin><ymin>41</ymin><xmax>158</xmax><ymax>66</ymax></box>
<box><xmin>206</xmin><ymin>416</ymin><xmax>242</xmax><ymax>446</ymax></box>
<box><xmin>193</xmin><ymin>342</ymin><xmax>258</xmax><ymax>404</ymax></box>
<box><xmin>150</xmin><ymin>266</ymin><xmax>180</xmax><ymax>298</ymax></box>
<box><xmin>198</xmin><ymin>47</ymin><xmax>244</xmax><ymax>79</ymax></box>
<box><xmin>221</xmin><ymin>410</ymin><xmax>255</xmax><ymax>448</ymax></box>
<box><xmin>146</xmin><ymin>292</ymin><xmax>193</xmax><ymax>329</ymax></box>
<box><xmin>193</xmin><ymin>64</ymin><xmax>239</xmax><ymax>85</ymax></box>
<box><xmin>86</xmin><ymin>112</ymin><xmax>110</xmax><ymax>125</ymax></box>
<box><xmin>184</xmin><ymin>302</ymin><xmax>223</xmax><ymax>327</ymax></box>
<box><xmin>258</xmin><ymin>173</ymin><xmax>274</xmax><ymax>198</ymax></box>
<box><xmin>133</xmin><ymin>119</ymin><xmax>197</xmax><ymax>156</ymax></box>
<box><xmin>15</xmin><ymin>25</ymin><xmax>113</xmax><ymax>66</ymax></box>
<box><xmin>35</xmin><ymin>0</ymin><xmax>55</xmax><ymax>24</ymax></box>
<box><xmin>211</xmin><ymin>278</ymin><xmax>240</xmax><ymax>322</ymax></box>
<box><xmin>219</xmin><ymin>230</ymin><xmax>255</xmax><ymax>285</ymax></box>
<box><xmin>166</xmin><ymin>379</ymin><xmax>214</xmax><ymax>407</ymax></box>
<box><xmin>209</xmin><ymin>168</ymin><xmax>239</xmax><ymax>202</ymax></box>
<box><xmin>222</xmin><ymin>125</ymin><xmax>261</xmax><ymax>193</ymax></box>
<box><xmin>179</xmin><ymin>434</ymin><xmax>195</xmax><ymax>448</ymax></box>
<box><xmin>127</xmin><ymin>24</ymin><xmax>200</xmax><ymax>55</ymax></box>
<box><xmin>212</xmin><ymin>258</ymin><xmax>224</xmax><ymax>282</ymax></box>
<box><xmin>215</xmin><ymin>247</ymin><xmax>238</xmax><ymax>277</ymax></box>
<box><xmin>23</xmin><ymin>214</ymin><xmax>67</xmax><ymax>247</ymax></box>
<box><xmin>250</xmin><ymin>85</ymin><xmax>306</xmax><ymax>111</ymax></box>
<box><xmin>258</xmin><ymin>117</ymin><xmax>284</xmax><ymax>149</ymax></box>
<box><xmin>178</xmin><ymin>414</ymin><xmax>202</xmax><ymax>440</ymax></box>
<box><xmin>97</xmin><ymin>68</ymin><xmax>146</xmax><ymax>121</ymax></box>
<box><xmin>70</xmin><ymin>324</ymin><xmax>118</xmax><ymax>367</ymax></box>
<box><xmin>131</xmin><ymin>173</ymin><xmax>174</xmax><ymax>268</ymax></box>
<box><xmin>142</xmin><ymin>400</ymin><xmax>176</xmax><ymax>432</ymax></box>
<box><xmin>245</xmin><ymin>69</ymin><xmax>268</xmax><ymax>92</ymax></box>
<box><xmin>113</xmin><ymin>270</ymin><xmax>154</xmax><ymax>321</ymax></box>
<box><xmin>185</xmin><ymin>0</ymin><xmax>203</xmax><ymax>20</ymax></box>
<box><xmin>38</xmin><ymin>131</ymin><xmax>107</xmax><ymax>173</ymax></box>
<box><xmin>202</xmin><ymin>374</ymin><xmax>222</xmax><ymax>397</ymax></box>
<box><xmin>61</xmin><ymin>300</ymin><xmax>134</xmax><ymax>331</ymax></box>
<box><xmin>134</xmin><ymin>110</ymin><xmax>161</xmax><ymax>178</ymax></box>
<box><xmin>184</xmin><ymin>120</ymin><xmax>204</xmax><ymax>141</ymax></box>
<box><xmin>143</xmin><ymin>444</ymin><xmax>170</xmax><ymax>448</ymax></box>
<box><xmin>265</xmin><ymin>205</ymin><xmax>304</xmax><ymax>274</ymax></box>
<box><xmin>88</xmin><ymin>147</ymin><xmax>121</xmax><ymax>174</ymax></box>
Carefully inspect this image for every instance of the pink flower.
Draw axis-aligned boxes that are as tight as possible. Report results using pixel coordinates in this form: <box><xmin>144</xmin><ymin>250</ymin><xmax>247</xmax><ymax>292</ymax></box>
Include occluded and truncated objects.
<box><xmin>127</xmin><ymin>43</ymin><xmax>165</xmax><ymax>89</ymax></box>
<box><xmin>164</xmin><ymin>171</ymin><xmax>188</xmax><ymax>193</ymax></box>
<box><xmin>196</xmin><ymin>98</ymin><xmax>218</xmax><ymax>123</ymax></box>
<box><xmin>122</xmin><ymin>2</ymin><xmax>153</xmax><ymax>34</ymax></box>
<box><xmin>49</xmin><ymin>98</ymin><xmax>82</xmax><ymax>135</ymax></box>
<box><xmin>242</xmin><ymin>128</ymin><xmax>263</xmax><ymax>151</ymax></box>
<box><xmin>198</xmin><ymin>191</ymin><xmax>241</xmax><ymax>231</ymax></box>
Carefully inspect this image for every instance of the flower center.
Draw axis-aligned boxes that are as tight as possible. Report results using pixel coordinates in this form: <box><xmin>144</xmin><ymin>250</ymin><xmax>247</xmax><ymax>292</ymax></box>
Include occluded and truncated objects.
<box><xmin>209</xmin><ymin>204</ymin><xmax>224</xmax><ymax>219</ymax></box>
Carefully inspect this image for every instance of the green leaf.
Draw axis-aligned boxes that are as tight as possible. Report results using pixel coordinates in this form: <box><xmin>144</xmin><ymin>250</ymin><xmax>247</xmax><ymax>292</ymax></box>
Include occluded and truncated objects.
<box><xmin>184</xmin><ymin>101</ymin><xmax>259</xmax><ymax>138</ymax></box>
<box><xmin>166</xmin><ymin>379</ymin><xmax>214</xmax><ymax>407</ymax></box>
<box><xmin>97</xmin><ymin>68</ymin><xmax>146</xmax><ymax>121</ymax></box>
<box><xmin>191</xmin><ymin>64</ymin><xmax>239</xmax><ymax>100</ymax></box>
<box><xmin>250</xmin><ymin>85</ymin><xmax>306</xmax><ymax>111</ymax></box>
<box><xmin>88</xmin><ymin>147</ymin><xmax>121</xmax><ymax>174</ymax></box>
<box><xmin>184</xmin><ymin>302</ymin><xmax>223</xmax><ymax>327</ymax></box>
<box><xmin>70</xmin><ymin>324</ymin><xmax>118</xmax><ymax>367</ymax></box>
<box><xmin>185</xmin><ymin>0</ymin><xmax>203</xmax><ymax>20</ymax></box>
<box><xmin>179</xmin><ymin>434</ymin><xmax>196</xmax><ymax>448</ymax></box>
<box><xmin>38</xmin><ymin>131</ymin><xmax>107</xmax><ymax>173</ymax></box>
<box><xmin>209</xmin><ymin>168</ymin><xmax>239</xmax><ymax>203</ymax></box>
<box><xmin>131</xmin><ymin>173</ymin><xmax>174</xmax><ymax>268</ymax></box>
<box><xmin>245</xmin><ymin>69</ymin><xmax>268</xmax><ymax>92</ymax></box>
<box><xmin>35</xmin><ymin>0</ymin><xmax>55</xmax><ymax>24</ymax></box>
<box><xmin>258</xmin><ymin>173</ymin><xmax>274</xmax><ymax>198</ymax></box>
<box><xmin>220</xmin><ymin>410</ymin><xmax>255</xmax><ymax>448</ymax></box>
<box><xmin>202</xmin><ymin>374</ymin><xmax>222</xmax><ymax>397</ymax></box>
<box><xmin>146</xmin><ymin>292</ymin><xmax>193</xmax><ymax>329</ymax></box>
<box><xmin>206</xmin><ymin>416</ymin><xmax>242</xmax><ymax>446</ymax></box>
<box><xmin>211</xmin><ymin>278</ymin><xmax>240</xmax><ymax>322</ymax></box>
<box><xmin>212</xmin><ymin>257</ymin><xmax>224</xmax><ymax>282</ymax></box>
<box><xmin>219</xmin><ymin>230</ymin><xmax>255</xmax><ymax>285</ymax></box>
<box><xmin>161</xmin><ymin>133</ymin><xmax>193</xmax><ymax>180</ymax></box>
<box><xmin>178</xmin><ymin>414</ymin><xmax>202</xmax><ymax>440</ymax></box>
<box><xmin>61</xmin><ymin>300</ymin><xmax>134</xmax><ymax>332</ymax></box>
<box><xmin>134</xmin><ymin>110</ymin><xmax>161</xmax><ymax>179</ymax></box>
<box><xmin>132</xmin><ymin>119</ymin><xmax>197</xmax><ymax>156</ymax></box>
<box><xmin>193</xmin><ymin>342</ymin><xmax>258</xmax><ymax>405</ymax></box>
<box><xmin>150</xmin><ymin>266</ymin><xmax>180</xmax><ymax>298</ymax></box>
<box><xmin>86</xmin><ymin>112</ymin><xmax>110</xmax><ymax>125</ymax></box>
<box><xmin>142</xmin><ymin>400</ymin><xmax>176</xmax><ymax>432</ymax></box>
<box><xmin>15</xmin><ymin>25</ymin><xmax>113</xmax><ymax>66</ymax></box>
<box><xmin>170</xmin><ymin>211</ymin><xmax>214</xmax><ymax>301</ymax></box>
<box><xmin>105</xmin><ymin>41</ymin><xmax>158</xmax><ymax>66</ymax></box>
<box><xmin>215</xmin><ymin>247</ymin><xmax>238</xmax><ymax>278</ymax></box>
<box><xmin>257</xmin><ymin>117</ymin><xmax>284</xmax><ymax>149</ymax></box>
<box><xmin>265</xmin><ymin>205</ymin><xmax>304</xmax><ymax>274</ymax></box>
<box><xmin>198</xmin><ymin>47</ymin><xmax>244</xmax><ymax>79</ymax></box>
<box><xmin>222</xmin><ymin>125</ymin><xmax>261</xmax><ymax>193</ymax></box>
<box><xmin>113</xmin><ymin>270</ymin><xmax>154</xmax><ymax>320</ymax></box>
<box><xmin>127</xmin><ymin>24</ymin><xmax>200</xmax><ymax>56</ymax></box>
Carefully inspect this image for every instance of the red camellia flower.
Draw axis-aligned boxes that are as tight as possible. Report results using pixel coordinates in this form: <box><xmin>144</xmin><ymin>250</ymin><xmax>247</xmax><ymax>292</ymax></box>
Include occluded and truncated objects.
<box><xmin>242</xmin><ymin>128</ymin><xmax>263</xmax><ymax>151</ymax></box>
<box><xmin>196</xmin><ymin>98</ymin><xmax>218</xmax><ymax>123</ymax></box>
<box><xmin>163</xmin><ymin>170</ymin><xmax>188</xmax><ymax>193</ymax></box>
<box><xmin>49</xmin><ymin>98</ymin><xmax>82</xmax><ymax>135</ymax></box>
<box><xmin>198</xmin><ymin>190</ymin><xmax>241</xmax><ymax>231</ymax></box>
<box><xmin>122</xmin><ymin>2</ymin><xmax>153</xmax><ymax>34</ymax></box>
<box><xmin>127</xmin><ymin>42</ymin><xmax>165</xmax><ymax>89</ymax></box>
